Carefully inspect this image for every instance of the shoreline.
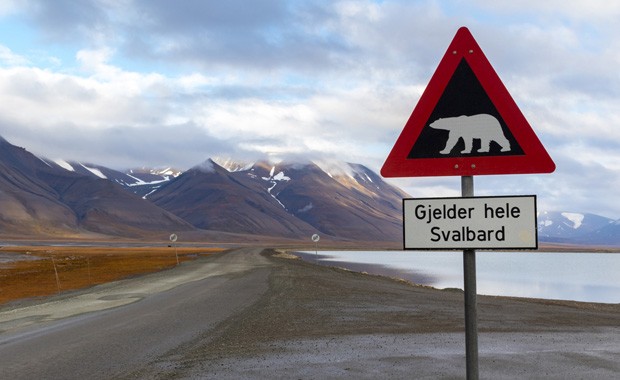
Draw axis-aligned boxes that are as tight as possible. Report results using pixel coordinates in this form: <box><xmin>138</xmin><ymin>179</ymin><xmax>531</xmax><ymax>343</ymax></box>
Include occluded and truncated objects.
<box><xmin>294</xmin><ymin>250</ymin><xmax>620</xmax><ymax>305</ymax></box>
<box><xmin>296</xmin><ymin>250</ymin><xmax>440</xmax><ymax>287</ymax></box>
<box><xmin>170</xmin><ymin>249</ymin><xmax>620</xmax><ymax>378</ymax></box>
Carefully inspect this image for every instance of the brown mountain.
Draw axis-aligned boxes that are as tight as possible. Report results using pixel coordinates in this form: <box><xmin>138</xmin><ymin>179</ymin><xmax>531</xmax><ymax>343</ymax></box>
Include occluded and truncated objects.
<box><xmin>0</xmin><ymin>136</ymin><xmax>408</xmax><ymax>243</ymax></box>
<box><xmin>147</xmin><ymin>160</ymin><xmax>319</xmax><ymax>239</ymax></box>
<box><xmin>5</xmin><ymin>134</ymin><xmax>620</xmax><ymax>246</ymax></box>
<box><xmin>148</xmin><ymin>159</ymin><xmax>407</xmax><ymax>242</ymax></box>
<box><xmin>272</xmin><ymin>161</ymin><xmax>407</xmax><ymax>241</ymax></box>
<box><xmin>0</xmin><ymin>137</ymin><xmax>194</xmax><ymax>238</ymax></box>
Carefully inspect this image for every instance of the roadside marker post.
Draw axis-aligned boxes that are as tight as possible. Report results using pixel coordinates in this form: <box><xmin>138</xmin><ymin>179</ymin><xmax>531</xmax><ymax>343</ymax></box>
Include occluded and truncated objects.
<box><xmin>311</xmin><ymin>234</ymin><xmax>320</xmax><ymax>256</ymax></box>
<box><xmin>170</xmin><ymin>233</ymin><xmax>179</xmax><ymax>265</ymax></box>
<box><xmin>381</xmin><ymin>27</ymin><xmax>555</xmax><ymax>380</ymax></box>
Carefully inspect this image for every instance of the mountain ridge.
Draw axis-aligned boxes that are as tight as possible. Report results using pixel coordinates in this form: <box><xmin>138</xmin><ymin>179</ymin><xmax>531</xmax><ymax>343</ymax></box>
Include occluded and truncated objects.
<box><xmin>1</xmin><ymin>136</ymin><xmax>619</xmax><ymax>246</ymax></box>
<box><xmin>0</xmin><ymin>137</ymin><xmax>407</xmax><ymax>243</ymax></box>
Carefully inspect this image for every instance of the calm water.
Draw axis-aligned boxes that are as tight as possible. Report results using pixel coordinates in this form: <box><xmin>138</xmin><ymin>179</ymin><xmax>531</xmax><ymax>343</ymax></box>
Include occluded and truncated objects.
<box><xmin>298</xmin><ymin>250</ymin><xmax>620</xmax><ymax>304</ymax></box>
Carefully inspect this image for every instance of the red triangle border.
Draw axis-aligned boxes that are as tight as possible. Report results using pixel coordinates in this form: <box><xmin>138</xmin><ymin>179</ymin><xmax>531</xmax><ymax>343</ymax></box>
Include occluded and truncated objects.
<box><xmin>381</xmin><ymin>27</ymin><xmax>555</xmax><ymax>177</ymax></box>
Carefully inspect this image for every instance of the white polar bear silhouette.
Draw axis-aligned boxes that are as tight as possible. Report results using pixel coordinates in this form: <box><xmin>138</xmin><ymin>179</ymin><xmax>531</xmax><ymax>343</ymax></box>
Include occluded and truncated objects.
<box><xmin>429</xmin><ymin>114</ymin><xmax>511</xmax><ymax>155</ymax></box>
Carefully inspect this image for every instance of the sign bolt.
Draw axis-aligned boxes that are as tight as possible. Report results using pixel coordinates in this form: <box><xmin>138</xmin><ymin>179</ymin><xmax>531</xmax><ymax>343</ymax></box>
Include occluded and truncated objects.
<box><xmin>471</xmin><ymin>164</ymin><xmax>476</xmax><ymax>169</ymax></box>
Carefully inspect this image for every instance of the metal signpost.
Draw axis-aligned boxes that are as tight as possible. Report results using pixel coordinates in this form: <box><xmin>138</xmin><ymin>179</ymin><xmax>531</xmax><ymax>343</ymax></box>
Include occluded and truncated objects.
<box><xmin>461</xmin><ymin>176</ymin><xmax>477</xmax><ymax>379</ymax></box>
<box><xmin>170</xmin><ymin>233</ymin><xmax>179</xmax><ymax>265</ymax></box>
<box><xmin>311</xmin><ymin>234</ymin><xmax>320</xmax><ymax>256</ymax></box>
<box><xmin>381</xmin><ymin>27</ymin><xmax>555</xmax><ymax>379</ymax></box>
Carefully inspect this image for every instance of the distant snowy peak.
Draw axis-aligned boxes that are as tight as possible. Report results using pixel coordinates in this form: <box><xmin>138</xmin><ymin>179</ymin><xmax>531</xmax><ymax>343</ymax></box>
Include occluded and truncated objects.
<box><xmin>48</xmin><ymin>159</ymin><xmax>108</xmax><ymax>179</ymax></box>
<box><xmin>153</xmin><ymin>167</ymin><xmax>181</xmax><ymax>177</ymax></box>
<box><xmin>313</xmin><ymin>159</ymin><xmax>390</xmax><ymax>196</ymax></box>
<box><xmin>560</xmin><ymin>212</ymin><xmax>584</xmax><ymax>229</ymax></box>
<box><xmin>46</xmin><ymin>159</ymin><xmax>181</xmax><ymax>187</ymax></box>
<box><xmin>537</xmin><ymin>211</ymin><xmax>614</xmax><ymax>242</ymax></box>
<box><xmin>127</xmin><ymin>167</ymin><xmax>182</xmax><ymax>178</ymax></box>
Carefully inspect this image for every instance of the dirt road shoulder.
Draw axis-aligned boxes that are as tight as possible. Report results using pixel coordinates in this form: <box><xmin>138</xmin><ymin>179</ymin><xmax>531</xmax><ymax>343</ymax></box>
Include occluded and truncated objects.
<box><xmin>143</xmin><ymin>249</ymin><xmax>620</xmax><ymax>379</ymax></box>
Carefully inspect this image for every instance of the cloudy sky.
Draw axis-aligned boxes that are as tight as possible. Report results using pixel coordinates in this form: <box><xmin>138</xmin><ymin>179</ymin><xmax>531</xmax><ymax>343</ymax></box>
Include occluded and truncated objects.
<box><xmin>0</xmin><ymin>0</ymin><xmax>619</xmax><ymax>218</ymax></box>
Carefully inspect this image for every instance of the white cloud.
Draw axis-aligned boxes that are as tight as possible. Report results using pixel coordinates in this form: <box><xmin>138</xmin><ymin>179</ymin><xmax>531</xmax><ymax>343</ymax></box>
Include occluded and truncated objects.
<box><xmin>0</xmin><ymin>45</ymin><xmax>30</xmax><ymax>66</ymax></box>
<box><xmin>0</xmin><ymin>1</ymin><xmax>20</xmax><ymax>16</ymax></box>
<box><xmin>1</xmin><ymin>0</ymin><xmax>620</xmax><ymax>217</ymax></box>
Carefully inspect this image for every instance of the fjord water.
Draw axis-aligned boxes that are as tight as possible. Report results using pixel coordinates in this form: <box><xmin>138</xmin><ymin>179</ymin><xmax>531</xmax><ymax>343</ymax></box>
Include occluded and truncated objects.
<box><xmin>298</xmin><ymin>250</ymin><xmax>620</xmax><ymax>303</ymax></box>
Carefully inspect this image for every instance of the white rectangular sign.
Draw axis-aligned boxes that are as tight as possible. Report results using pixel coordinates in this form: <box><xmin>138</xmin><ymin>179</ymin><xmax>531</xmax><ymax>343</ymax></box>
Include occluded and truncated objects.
<box><xmin>403</xmin><ymin>195</ymin><xmax>537</xmax><ymax>250</ymax></box>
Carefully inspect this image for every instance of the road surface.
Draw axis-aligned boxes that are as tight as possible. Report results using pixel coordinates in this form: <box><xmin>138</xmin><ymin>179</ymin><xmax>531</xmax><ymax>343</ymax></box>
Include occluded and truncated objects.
<box><xmin>0</xmin><ymin>247</ymin><xmax>270</xmax><ymax>379</ymax></box>
<box><xmin>1</xmin><ymin>247</ymin><xmax>620</xmax><ymax>379</ymax></box>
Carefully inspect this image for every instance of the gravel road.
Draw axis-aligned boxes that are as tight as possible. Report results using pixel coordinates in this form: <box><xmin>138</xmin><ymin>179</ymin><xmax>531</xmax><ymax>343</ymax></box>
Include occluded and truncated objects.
<box><xmin>0</xmin><ymin>248</ymin><xmax>271</xmax><ymax>379</ymax></box>
<box><xmin>1</xmin><ymin>248</ymin><xmax>619</xmax><ymax>379</ymax></box>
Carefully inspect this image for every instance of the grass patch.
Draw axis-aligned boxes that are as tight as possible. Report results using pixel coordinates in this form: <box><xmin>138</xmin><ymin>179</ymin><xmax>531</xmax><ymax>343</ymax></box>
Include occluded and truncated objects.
<box><xmin>0</xmin><ymin>246</ymin><xmax>222</xmax><ymax>305</ymax></box>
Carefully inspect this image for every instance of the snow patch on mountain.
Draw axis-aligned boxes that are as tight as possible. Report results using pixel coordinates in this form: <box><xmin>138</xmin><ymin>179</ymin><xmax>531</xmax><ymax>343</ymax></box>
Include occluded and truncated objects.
<box><xmin>125</xmin><ymin>173</ymin><xmax>170</xmax><ymax>187</ymax></box>
<box><xmin>561</xmin><ymin>212</ymin><xmax>584</xmax><ymax>229</ymax></box>
<box><xmin>128</xmin><ymin>167</ymin><xmax>181</xmax><ymax>177</ymax></box>
<box><xmin>38</xmin><ymin>156</ymin><xmax>52</xmax><ymax>167</ymax></box>
<box><xmin>538</xmin><ymin>211</ymin><xmax>553</xmax><ymax>227</ymax></box>
<box><xmin>79</xmin><ymin>163</ymin><xmax>107</xmax><ymax>179</ymax></box>
<box><xmin>54</xmin><ymin>159</ymin><xmax>75</xmax><ymax>172</ymax></box>
<box><xmin>273</xmin><ymin>171</ymin><xmax>290</xmax><ymax>181</ymax></box>
<box><xmin>142</xmin><ymin>187</ymin><xmax>161</xmax><ymax>199</ymax></box>
<box><xmin>263</xmin><ymin>166</ymin><xmax>291</xmax><ymax>182</ymax></box>
<box><xmin>261</xmin><ymin>165</ymin><xmax>291</xmax><ymax>210</ymax></box>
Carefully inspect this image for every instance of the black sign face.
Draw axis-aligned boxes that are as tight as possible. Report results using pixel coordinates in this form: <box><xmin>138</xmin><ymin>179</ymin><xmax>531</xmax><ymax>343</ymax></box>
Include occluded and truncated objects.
<box><xmin>408</xmin><ymin>59</ymin><xmax>524</xmax><ymax>159</ymax></box>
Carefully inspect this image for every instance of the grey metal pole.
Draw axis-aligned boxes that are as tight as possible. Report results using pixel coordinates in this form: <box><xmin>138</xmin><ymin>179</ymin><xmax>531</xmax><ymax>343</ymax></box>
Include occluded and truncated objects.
<box><xmin>174</xmin><ymin>243</ymin><xmax>179</xmax><ymax>265</ymax></box>
<box><xmin>462</xmin><ymin>175</ymin><xmax>478</xmax><ymax>380</ymax></box>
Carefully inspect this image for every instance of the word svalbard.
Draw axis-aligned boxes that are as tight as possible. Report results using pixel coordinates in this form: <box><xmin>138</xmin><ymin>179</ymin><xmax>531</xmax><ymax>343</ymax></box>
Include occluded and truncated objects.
<box><xmin>403</xmin><ymin>196</ymin><xmax>537</xmax><ymax>250</ymax></box>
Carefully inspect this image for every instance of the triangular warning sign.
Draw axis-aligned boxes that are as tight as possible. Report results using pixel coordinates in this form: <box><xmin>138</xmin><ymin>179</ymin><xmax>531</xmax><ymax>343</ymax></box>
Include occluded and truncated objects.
<box><xmin>381</xmin><ymin>27</ymin><xmax>555</xmax><ymax>177</ymax></box>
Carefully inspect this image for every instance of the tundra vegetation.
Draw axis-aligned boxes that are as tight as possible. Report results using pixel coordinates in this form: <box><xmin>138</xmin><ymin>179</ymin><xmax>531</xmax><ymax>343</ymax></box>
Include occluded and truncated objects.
<box><xmin>0</xmin><ymin>246</ymin><xmax>222</xmax><ymax>305</ymax></box>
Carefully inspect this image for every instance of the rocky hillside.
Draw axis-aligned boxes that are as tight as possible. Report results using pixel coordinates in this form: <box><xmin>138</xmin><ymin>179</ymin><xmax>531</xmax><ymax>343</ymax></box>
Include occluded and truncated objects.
<box><xmin>4</xmin><ymin>134</ymin><xmax>619</xmax><ymax>246</ymax></box>
<box><xmin>147</xmin><ymin>159</ymin><xmax>407</xmax><ymax>242</ymax></box>
<box><xmin>0</xmin><ymin>136</ymin><xmax>407</xmax><ymax>243</ymax></box>
<box><xmin>0</xmin><ymin>137</ymin><xmax>193</xmax><ymax>238</ymax></box>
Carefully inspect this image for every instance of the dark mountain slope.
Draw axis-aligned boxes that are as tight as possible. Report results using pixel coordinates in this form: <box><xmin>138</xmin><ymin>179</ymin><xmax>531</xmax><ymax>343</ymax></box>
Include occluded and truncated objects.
<box><xmin>578</xmin><ymin>219</ymin><xmax>620</xmax><ymax>246</ymax></box>
<box><xmin>0</xmin><ymin>137</ymin><xmax>193</xmax><ymax>238</ymax></box>
<box><xmin>149</xmin><ymin>160</ymin><xmax>319</xmax><ymax>238</ymax></box>
<box><xmin>255</xmin><ymin>161</ymin><xmax>405</xmax><ymax>241</ymax></box>
<box><xmin>537</xmin><ymin>211</ymin><xmax>614</xmax><ymax>244</ymax></box>
<box><xmin>0</xmin><ymin>171</ymin><xmax>78</xmax><ymax>235</ymax></box>
<box><xmin>149</xmin><ymin>159</ymin><xmax>406</xmax><ymax>242</ymax></box>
